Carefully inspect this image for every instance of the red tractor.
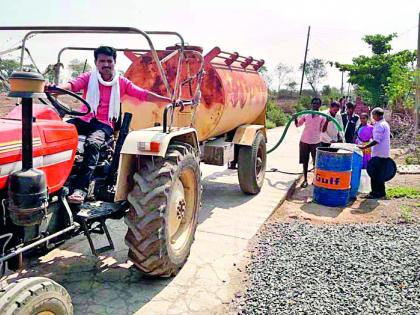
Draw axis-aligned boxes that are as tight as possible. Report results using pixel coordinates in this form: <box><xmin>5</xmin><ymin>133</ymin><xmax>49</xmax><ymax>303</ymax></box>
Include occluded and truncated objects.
<box><xmin>0</xmin><ymin>26</ymin><xmax>267</xmax><ymax>314</ymax></box>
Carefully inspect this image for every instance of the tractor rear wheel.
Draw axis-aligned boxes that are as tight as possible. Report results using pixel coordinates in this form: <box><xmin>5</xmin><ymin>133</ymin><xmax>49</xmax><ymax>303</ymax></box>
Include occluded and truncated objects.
<box><xmin>124</xmin><ymin>142</ymin><xmax>201</xmax><ymax>277</ymax></box>
<box><xmin>237</xmin><ymin>131</ymin><xmax>266</xmax><ymax>194</ymax></box>
<box><xmin>0</xmin><ymin>277</ymin><xmax>73</xmax><ymax>315</ymax></box>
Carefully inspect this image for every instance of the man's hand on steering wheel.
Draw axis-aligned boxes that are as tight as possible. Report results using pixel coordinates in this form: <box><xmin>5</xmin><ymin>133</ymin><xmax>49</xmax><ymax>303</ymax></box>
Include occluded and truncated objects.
<box><xmin>44</xmin><ymin>83</ymin><xmax>92</xmax><ymax>117</ymax></box>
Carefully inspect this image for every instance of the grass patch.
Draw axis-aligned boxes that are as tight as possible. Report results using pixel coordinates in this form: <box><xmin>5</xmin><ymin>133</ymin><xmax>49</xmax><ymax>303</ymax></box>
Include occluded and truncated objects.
<box><xmin>405</xmin><ymin>154</ymin><xmax>420</xmax><ymax>165</ymax></box>
<box><xmin>400</xmin><ymin>205</ymin><xmax>414</xmax><ymax>223</ymax></box>
<box><xmin>386</xmin><ymin>186</ymin><xmax>420</xmax><ymax>199</ymax></box>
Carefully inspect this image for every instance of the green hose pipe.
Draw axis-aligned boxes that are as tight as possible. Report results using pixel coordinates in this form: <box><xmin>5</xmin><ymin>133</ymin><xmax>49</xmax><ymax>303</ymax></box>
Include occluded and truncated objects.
<box><xmin>267</xmin><ymin>110</ymin><xmax>343</xmax><ymax>154</ymax></box>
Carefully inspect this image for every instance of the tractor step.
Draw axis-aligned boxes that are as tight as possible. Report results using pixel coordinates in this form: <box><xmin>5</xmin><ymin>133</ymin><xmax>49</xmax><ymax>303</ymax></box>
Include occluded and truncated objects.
<box><xmin>75</xmin><ymin>201</ymin><xmax>128</xmax><ymax>256</ymax></box>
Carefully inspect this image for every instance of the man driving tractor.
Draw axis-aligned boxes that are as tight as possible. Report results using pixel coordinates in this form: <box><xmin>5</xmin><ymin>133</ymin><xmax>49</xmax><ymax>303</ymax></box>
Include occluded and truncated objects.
<box><xmin>49</xmin><ymin>46</ymin><xmax>171</xmax><ymax>204</ymax></box>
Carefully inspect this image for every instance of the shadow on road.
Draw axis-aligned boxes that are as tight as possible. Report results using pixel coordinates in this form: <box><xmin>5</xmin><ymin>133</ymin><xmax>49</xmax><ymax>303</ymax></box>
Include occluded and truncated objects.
<box><xmin>199</xmin><ymin>177</ymin><xmax>256</xmax><ymax>224</ymax></box>
<box><xmin>8</xmin><ymin>249</ymin><xmax>172</xmax><ymax>314</ymax></box>
<box><xmin>350</xmin><ymin>199</ymin><xmax>380</xmax><ymax>215</ymax></box>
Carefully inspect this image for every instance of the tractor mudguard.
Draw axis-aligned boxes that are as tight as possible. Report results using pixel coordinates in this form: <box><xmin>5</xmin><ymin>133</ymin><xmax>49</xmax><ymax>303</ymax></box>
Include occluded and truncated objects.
<box><xmin>114</xmin><ymin>127</ymin><xmax>199</xmax><ymax>201</ymax></box>
<box><xmin>232</xmin><ymin>124</ymin><xmax>266</xmax><ymax>146</ymax></box>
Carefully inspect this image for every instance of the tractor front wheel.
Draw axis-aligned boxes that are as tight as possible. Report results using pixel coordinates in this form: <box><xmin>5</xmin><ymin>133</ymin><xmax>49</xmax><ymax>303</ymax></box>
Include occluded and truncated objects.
<box><xmin>0</xmin><ymin>277</ymin><xmax>73</xmax><ymax>315</ymax></box>
<box><xmin>124</xmin><ymin>142</ymin><xmax>201</xmax><ymax>277</ymax></box>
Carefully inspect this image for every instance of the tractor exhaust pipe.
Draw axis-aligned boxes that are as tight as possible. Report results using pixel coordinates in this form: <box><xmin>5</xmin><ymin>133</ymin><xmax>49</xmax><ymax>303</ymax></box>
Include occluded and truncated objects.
<box><xmin>21</xmin><ymin>97</ymin><xmax>33</xmax><ymax>170</ymax></box>
<box><xmin>7</xmin><ymin>72</ymin><xmax>48</xmax><ymax>226</ymax></box>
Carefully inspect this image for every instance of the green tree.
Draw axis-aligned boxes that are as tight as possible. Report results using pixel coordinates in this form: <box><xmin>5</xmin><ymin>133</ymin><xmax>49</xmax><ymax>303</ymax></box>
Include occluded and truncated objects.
<box><xmin>321</xmin><ymin>85</ymin><xmax>341</xmax><ymax>104</ymax></box>
<box><xmin>384</xmin><ymin>51</ymin><xmax>416</xmax><ymax>109</ymax></box>
<box><xmin>0</xmin><ymin>58</ymin><xmax>20</xmax><ymax>77</ymax></box>
<box><xmin>336</xmin><ymin>33</ymin><xmax>416</xmax><ymax>107</ymax></box>
<box><xmin>68</xmin><ymin>59</ymin><xmax>92</xmax><ymax>79</ymax></box>
<box><xmin>300</xmin><ymin>58</ymin><xmax>327</xmax><ymax>95</ymax></box>
<box><xmin>363</xmin><ymin>33</ymin><xmax>396</xmax><ymax>55</ymax></box>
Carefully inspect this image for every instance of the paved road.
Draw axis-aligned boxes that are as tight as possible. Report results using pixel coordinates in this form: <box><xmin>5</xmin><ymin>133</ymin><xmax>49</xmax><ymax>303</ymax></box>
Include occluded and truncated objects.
<box><xmin>5</xmin><ymin>126</ymin><xmax>302</xmax><ymax>315</ymax></box>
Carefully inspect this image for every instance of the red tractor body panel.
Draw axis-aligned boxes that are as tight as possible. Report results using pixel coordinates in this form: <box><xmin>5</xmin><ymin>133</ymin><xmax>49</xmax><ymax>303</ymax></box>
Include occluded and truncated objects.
<box><xmin>0</xmin><ymin>104</ymin><xmax>77</xmax><ymax>193</ymax></box>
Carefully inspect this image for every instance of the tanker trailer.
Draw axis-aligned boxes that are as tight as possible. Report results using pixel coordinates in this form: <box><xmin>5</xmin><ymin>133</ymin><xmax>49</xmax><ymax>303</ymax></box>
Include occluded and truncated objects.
<box><xmin>117</xmin><ymin>45</ymin><xmax>268</xmax><ymax>275</ymax></box>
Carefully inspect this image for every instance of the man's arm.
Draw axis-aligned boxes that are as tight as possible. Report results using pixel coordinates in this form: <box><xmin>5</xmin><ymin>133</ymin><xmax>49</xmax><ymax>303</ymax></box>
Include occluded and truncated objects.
<box><xmin>145</xmin><ymin>91</ymin><xmax>171</xmax><ymax>104</ymax></box>
<box><xmin>45</xmin><ymin>73</ymin><xmax>89</xmax><ymax>93</ymax></box>
<box><xmin>44</xmin><ymin>81</ymin><xmax>72</xmax><ymax>91</ymax></box>
<box><xmin>358</xmin><ymin>140</ymin><xmax>378</xmax><ymax>150</ymax></box>
<box><xmin>322</xmin><ymin>118</ymin><xmax>329</xmax><ymax>132</ymax></box>
<box><xmin>294</xmin><ymin>115</ymin><xmax>305</xmax><ymax>127</ymax></box>
<box><xmin>358</xmin><ymin>124</ymin><xmax>382</xmax><ymax>149</ymax></box>
<box><xmin>57</xmin><ymin>82</ymin><xmax>72</xmax><ymax>90</ymax></box>
<box><xmin>125</xmin><ymin>79</ymin><xmax>170</xmax><ymax>104</ymax></box>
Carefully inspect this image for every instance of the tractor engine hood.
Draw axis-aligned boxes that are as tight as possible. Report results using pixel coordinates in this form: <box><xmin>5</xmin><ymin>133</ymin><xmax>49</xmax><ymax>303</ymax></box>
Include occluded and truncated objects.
<box><xmin>0</xmin><ymin>104</ymin><xmax>78</xmax><ymax>193</ymax></box>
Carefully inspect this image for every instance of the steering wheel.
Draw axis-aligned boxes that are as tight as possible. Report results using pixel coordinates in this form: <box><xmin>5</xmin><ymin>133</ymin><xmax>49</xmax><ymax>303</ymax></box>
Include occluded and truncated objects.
<box><xmin>45</xmin><ymin>86</ymin><xmax>91</xmax><ymax>116</ymax></box>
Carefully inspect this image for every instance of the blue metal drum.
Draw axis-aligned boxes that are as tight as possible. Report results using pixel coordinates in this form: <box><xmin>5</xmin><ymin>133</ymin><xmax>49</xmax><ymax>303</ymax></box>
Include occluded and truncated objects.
<box><xmin>313</xmin><ymin>147</ymin><xmax>353</xmax><ymax>207</ymax></box>
<box><xmin>331</xmin><ymin>143</ymin><xmax>363</xmax><ymax>199</ymax></box>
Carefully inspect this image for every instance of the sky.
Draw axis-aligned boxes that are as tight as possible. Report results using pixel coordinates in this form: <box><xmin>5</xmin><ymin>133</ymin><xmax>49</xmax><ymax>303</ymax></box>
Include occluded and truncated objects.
<box><xmin>0</xmin><ymin>0</ymin><xmax>418</xmax><ymax>91</ymax></box>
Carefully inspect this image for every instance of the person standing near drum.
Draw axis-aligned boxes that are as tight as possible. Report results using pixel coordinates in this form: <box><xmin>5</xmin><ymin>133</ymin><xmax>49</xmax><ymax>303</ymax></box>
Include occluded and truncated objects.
<box><xmin>357</xmin><ymin>108</ymin><xmax>391</xmax><ymax>199</ymax></box>
<box><xmin>320</xmin><ymin>101</ymin><xmax>344</xmax><ymax>147</ymax></box>
<box><xmin>294</xmin><ymin>97</ymin><xmax>326</xmax><ymax>188</ymax></box>
<box><xmin>341</xmin><ymin>102</ymin><xmax>360</xmax><ymax>143</ymax></box>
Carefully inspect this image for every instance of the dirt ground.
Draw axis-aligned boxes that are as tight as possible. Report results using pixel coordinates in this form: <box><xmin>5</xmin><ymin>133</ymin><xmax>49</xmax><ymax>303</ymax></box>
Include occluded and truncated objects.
<box><xmin>271</xmin><ymin>172</ymin><xmax>420</xmax><ymax>225</ymax></box>
<box><xmin>0</xmin><ymin>93</ymin><xmax>15</xmax><ymax>117</ymax></box>
<box><xmin>0</xmin><ymin>92</ymin><xmax>81</xmax><ymax>118</ymax></box>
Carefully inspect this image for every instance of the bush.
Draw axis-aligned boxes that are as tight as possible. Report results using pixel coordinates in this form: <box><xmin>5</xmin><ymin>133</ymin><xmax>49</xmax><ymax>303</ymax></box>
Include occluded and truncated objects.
<box><xmin>297</xmin><ymin>95</ymin><xmax>312</xmax><ymax>110</ymax></box>
<box><xmin>294</xmin><ymin>101</ymin><xmax>305</xmax><ymax>113</ymax></box>
<box><xmin>266</xmin><ymin>120</ymin><xmax>276</xmax><ymax>129</ymax></box>
<box><xmin>266</xmin><ymin>100</ymin><xmax>290</xmax><ymax>127</ymax></box>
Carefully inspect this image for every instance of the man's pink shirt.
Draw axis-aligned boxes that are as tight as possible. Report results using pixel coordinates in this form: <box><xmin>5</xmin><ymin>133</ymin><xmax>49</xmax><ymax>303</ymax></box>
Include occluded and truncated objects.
<box><xmin>296</xmin><ymin>114</ymin><xmax>326</xmax><ymax>144</ymax></box>
<box><xmin>69</xmin><ymin>72</ymin><xmax>148</xmax><ymax>128</ymax></box>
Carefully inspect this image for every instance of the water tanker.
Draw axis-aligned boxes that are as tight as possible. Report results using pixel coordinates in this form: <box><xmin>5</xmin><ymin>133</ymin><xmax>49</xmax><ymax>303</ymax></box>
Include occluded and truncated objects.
<box><xmin>118</xmin><ymin>44</ymin><xmax>269</xmax><ymax>276</ymax></box>
<box><xmin>122</xmin><ymin>46</ymin><xmax>267</xmax><ymax>141</ymax></box>
<box><xmin>0</xmin><ymin>26</ymin><xmax>268</xmax><ymax>286</ymax></box>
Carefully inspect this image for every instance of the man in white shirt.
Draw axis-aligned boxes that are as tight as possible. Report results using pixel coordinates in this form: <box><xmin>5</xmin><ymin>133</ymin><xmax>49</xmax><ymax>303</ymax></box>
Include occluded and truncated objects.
<box><xmin>358</xmin><ymin>107</ymin><xmax>391</xmax><ymax>198</ymax></box>
<box><xmin>320</xmin><ymin>101</ymin><xmax>344</xmax><ymax>147</ymax></box>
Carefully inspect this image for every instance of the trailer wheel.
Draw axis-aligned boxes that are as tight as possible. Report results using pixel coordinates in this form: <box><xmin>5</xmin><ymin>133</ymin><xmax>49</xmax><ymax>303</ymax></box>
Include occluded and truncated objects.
<box><xmin>0</xmin><ymin>277</ymin><xmax>73</xmax><ymax>315</ymax></box>
<box><xmin>124</xmin><ymin>142</ymin><xmax>201</xmax><ymax>277</ymax></box>
<box><xmin>237</xmin><ymin>131</ymin><xmax>266</xmax><ymax>194</ymax></box>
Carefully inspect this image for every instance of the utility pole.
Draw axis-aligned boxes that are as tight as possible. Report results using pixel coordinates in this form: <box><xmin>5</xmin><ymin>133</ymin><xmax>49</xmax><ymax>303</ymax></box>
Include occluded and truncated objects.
<box><xmin>340</xmin><ymin>71</ymin><xmax>344</xmax><ymax>96</ymax></box>
<box><xmin>82</xmin><ymin>59</ymin><xmax>88</xmax><ymax>73</ymax></box>
<box><xmin>415</xmin><ymin>12</ymin><xmax>420</xmax><ymax>139</ymax></box>
<box><xmin>299</xmin><ymin>26</ymin><xmax>311</xmax><ymax>96</ymax></box>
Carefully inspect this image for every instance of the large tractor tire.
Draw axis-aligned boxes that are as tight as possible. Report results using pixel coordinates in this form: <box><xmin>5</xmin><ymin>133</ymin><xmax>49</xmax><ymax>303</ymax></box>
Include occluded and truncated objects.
<box><xmin>237</xmin><ymin>131</ymin><xmax>266</xmax><ymax>195</ymax></box>
<box><xmin>0</xmin><ymin>277</ymin><xmax>73</xmax><ymax>315</ymax></box>
<box><xmin>124</xmin><ymin>142</ymin><xmax>201</xmax><ymax>277</ymax></box>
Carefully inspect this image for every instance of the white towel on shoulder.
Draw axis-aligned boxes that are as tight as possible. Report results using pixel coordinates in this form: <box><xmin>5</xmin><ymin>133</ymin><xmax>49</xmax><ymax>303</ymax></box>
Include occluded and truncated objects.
<box><xmin>86</xmin><ymin>69</ymin><xmax>120</xmax><ymax>122</ymax></box>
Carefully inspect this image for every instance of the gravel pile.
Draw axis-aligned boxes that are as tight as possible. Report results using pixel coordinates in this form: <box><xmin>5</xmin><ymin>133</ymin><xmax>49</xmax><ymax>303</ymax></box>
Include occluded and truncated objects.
<box><xmin>235</xmin><ymin>222</ymin><xmax>420</xmax><ymax>315</ymax></box>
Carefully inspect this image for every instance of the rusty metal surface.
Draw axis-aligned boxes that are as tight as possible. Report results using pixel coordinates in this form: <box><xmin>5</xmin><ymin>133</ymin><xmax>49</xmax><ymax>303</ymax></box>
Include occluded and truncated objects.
<box><xmin>232</xmin><ymin>125</ymin><xmax>265</xmax><ymax>146</ymax></box>
<box><xmin>123</xmin><ymin>47</ymin><xmax>267</xmax><ymax>142</ymax></box>
<box><xmin>122</xmin><ymin>48</ymin><xmax>202</xmax><ymax>130</ymax></box>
